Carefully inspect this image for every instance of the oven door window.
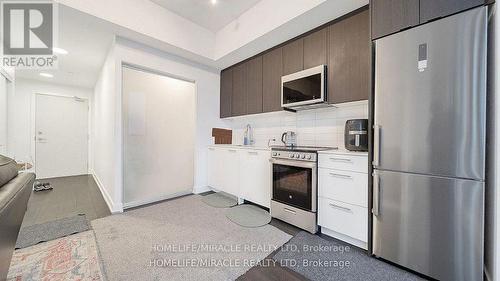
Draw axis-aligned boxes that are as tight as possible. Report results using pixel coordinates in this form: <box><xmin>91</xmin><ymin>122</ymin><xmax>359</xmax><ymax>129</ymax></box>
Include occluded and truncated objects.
<box><xmin>273</xmin><ymin>163</ymin><xmax>312</xmax><ymax>211</ymax></box>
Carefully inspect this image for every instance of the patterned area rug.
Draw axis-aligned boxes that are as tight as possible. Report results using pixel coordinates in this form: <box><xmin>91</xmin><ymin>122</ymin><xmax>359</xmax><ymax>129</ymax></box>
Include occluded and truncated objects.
<box><xmin>8</xmin><ymin>231</ymin><xmax>104</xmax><ymax>281</ymax></box>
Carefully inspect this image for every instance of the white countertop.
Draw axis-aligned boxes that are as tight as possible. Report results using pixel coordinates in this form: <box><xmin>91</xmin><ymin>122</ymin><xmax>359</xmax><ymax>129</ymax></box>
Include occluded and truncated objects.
<box><xmin>208</xmin><ymin>144</ymin><xmax>271</xmax><ymax>151</ymax></box>
<box><xmin>318</xmin><ymin>149</ymin><xmax>368</xmax><ymax>156</ymax></box>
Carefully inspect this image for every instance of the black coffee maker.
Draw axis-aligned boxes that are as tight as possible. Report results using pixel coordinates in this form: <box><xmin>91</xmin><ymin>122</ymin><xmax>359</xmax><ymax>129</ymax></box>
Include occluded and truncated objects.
<box><xmin>345</xmin><ymin>119</ymin><xmax>368</xmax><ymax>152</ymax></box>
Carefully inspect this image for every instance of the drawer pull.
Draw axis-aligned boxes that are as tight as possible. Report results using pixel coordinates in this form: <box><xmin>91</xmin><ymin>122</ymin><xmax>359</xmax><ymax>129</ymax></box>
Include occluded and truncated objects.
<box><xmin>330</xmin><ymin>157</ymin><xmax>352</xmax><ymax>163</ymax></box>
<box><xmin>283</xmin><ymin>208</ymin><xmax>297</xmax><ymax>215</ymax></box>
<box><xmin>329</xmin><ymin>173</ymin><xmax>352</xmax><ymax>179</ymax></box>
<box><xmin>208</xmin><ymin>148</ymin><xmax>215</xmax><ymax>151</ymax></box>
<box><xmin>228</xmin><ymin>149</ymin><xmax>237</xmax><ymax>153</ymax></box>
<box><xmin>329</xmin><ymin>203</ymin><xmax>352</xmax><ymax>213</ymax></box>
<box><xmin>248</xmin><ymin>151</ymin><xmax>258</xmax><ymax>155</ymax></box>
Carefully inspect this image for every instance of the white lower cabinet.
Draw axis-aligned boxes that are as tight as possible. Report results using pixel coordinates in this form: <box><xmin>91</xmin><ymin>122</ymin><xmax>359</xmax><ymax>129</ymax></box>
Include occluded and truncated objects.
<box><xmin>239</xmin><ymin>150</ymin><xmax>271</xmax><ymax>208</ymax></box>
<box><xmin>318</xmin><ymin>151</ymin><xmax>368</xmax><ymax>249</ymax></box>
<box><xmin>318</xmin><ymin>197</ymin><xmax>367</xmax><ymax>243</ymax></box>
<box><xmin>207</xmin><ymin>146</ymin><xmax>270</xmax><ymax>207</ymax></box>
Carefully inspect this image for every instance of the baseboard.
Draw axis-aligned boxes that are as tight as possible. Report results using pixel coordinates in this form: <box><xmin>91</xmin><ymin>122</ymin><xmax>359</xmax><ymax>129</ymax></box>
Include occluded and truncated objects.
<box><xmin>193</xmin><ymin>185</ymin><xmax>211</xmax><ymax>194</ymax></box>
<box><xmin>90</xmin><ymin>171</ymin><xmax>123</xmax><ymax>214</ymax></box>
<box><xmin>122</xmin><ymin>190</ymin><xmax>192</xmax><ymax>209</ymax></box>
<box><xmin>320</xmin><ymin>227</ymin><xmax>367</xmax><ymax>250</ymax></box>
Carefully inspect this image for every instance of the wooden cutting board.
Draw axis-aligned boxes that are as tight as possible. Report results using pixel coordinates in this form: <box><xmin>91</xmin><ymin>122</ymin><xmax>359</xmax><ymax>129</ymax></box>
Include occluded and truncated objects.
<box><xmin>212</xmin><ymin>128</ymin><xmax>232</xmax><ymax>144</ymax></box>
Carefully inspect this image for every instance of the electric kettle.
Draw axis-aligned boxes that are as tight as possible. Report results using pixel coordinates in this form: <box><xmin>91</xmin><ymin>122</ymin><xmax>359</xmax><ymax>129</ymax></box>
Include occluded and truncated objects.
<box><xmin>281</xmin><ymin>131</ymin><xmax>297</xmax><ymax>147</ymax></box>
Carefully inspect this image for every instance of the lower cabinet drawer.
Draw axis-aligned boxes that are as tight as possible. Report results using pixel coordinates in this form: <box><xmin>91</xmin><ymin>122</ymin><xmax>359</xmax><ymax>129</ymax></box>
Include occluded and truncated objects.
<box><xmin>318</xmin><ymin>197</ymin><xmax>368</xmax><ymax>242</ymax></box>
<box><xmin>318</xmin><ymin>168</ymin><xmax>368</xmax><ymax>207</ymax></box>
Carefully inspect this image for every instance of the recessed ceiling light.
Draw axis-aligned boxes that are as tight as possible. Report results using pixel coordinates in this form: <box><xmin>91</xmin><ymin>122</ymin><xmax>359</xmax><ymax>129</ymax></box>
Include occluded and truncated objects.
<box><xmin>39</xmin><ymin>72</ymin><xmax>53</xmax><ymax>78</ymax></box>
<box><xmin>210</xmin><ymin>0</ymin><xmax>217</xmax><ymax>5</ymax></box>
<box><xmin>52</xmin><ymin>47</ymin><xmax>68</xmax><ymax>55</ymax></box>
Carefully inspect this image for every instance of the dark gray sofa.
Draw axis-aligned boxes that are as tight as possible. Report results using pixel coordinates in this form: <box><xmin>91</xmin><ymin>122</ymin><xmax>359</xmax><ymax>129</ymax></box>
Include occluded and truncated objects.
<box><xmin>0</xmin><ymin>155</ymin><xmax>34</xmax><ymax>281</ymax></box>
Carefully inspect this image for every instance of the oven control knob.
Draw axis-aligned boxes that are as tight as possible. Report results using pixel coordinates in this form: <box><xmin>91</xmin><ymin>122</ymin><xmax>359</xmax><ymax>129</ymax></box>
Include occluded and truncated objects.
<box><xmin>272</xmin><ymin>152</ymin><xmax>277</xmax><ymax>156</ymax></box>
<box><xmin>289</xmin><ymin>154</ymin><xmax>294</xmax><ymax>158</ymax></box>
<box><xmin>306</xmin><ymin>155</ymin><xmax>312</xmax><ymax>160</ymax></box>
<box><xmin>301</xmin><ymin>154</ymin><xmax>306</xmax><ymax>159</ymax></box>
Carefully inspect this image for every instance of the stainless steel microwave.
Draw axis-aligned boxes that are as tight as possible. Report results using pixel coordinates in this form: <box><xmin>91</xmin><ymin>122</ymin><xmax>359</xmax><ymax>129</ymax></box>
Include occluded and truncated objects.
<box><xmin>281</xmin><ymin>65</ymin><xmax>326</xmax><ymax>109</ymax></box>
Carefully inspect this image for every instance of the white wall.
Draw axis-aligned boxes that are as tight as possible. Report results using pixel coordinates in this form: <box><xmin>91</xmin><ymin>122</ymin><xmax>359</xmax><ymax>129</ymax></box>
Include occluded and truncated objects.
<box><xmin>486</xmin><ymin>3</ymin><xmax>500</xmax><ymax>281</ymax></box>
<box><xmin>91</xmin><ymin>42</ymin><xmax>121</xmax><ymax>212</ymax></box>
<box><xmin>91</xmin><ymin>37</ymin><xmax>228</xmax><ymax>212</ymax></box>
<box><xmin>228</xmin><ymin>101</ymin><xmax>368</xmax><ymax>149</ymax></box>
<box><xmin>7</xmin><ymin>78</ymin><xmax>93</xmax><ymax>164</ymax></box>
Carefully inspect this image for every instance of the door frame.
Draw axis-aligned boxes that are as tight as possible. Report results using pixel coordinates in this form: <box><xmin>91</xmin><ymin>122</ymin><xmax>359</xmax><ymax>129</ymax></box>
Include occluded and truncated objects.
<box><xmin>30</xmin><ymin>92</ymin><xmax>91</xmax><ymax>177</ymax></box>
<box><xmin>120</xmin><ymin>62</ymin><xmax>197</xmax><ymax>209</ymax></box>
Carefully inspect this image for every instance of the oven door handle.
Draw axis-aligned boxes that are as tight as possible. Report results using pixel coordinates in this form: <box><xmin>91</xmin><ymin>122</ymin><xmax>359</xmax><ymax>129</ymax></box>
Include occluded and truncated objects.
<box><xmin>269</xmin><ymin>158</ymin><xmax>317</xmax><ymax>169</ymax></box>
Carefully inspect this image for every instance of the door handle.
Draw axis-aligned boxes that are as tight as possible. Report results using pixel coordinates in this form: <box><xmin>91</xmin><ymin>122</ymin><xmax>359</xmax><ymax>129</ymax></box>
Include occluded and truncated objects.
<box><xmin>373</xmin><ymin>124</ymin><xmax>380</xmax><ymax>167</ymax></box>
<box><xmin>329</xmin><ymin>203</ymin><xmax>352</xmax><ymax>212</ymax></box>
<box><xmin>329</xmin><ymin>172</ymin><xmax>352</xmax><ymax>179</ymax></box>
<box><xmin>283</xmin><ymin>208</ymin><xmax>296</xmax><ymax>215</ymax></box>
<box><xmin>372</xmin><ymin>172</ymin><xmax>380</xmax><ymax>216</ymax></box>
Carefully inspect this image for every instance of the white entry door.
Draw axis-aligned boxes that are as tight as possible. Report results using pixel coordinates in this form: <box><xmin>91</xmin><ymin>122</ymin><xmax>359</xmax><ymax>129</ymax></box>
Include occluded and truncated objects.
<box><xmin>35</xmin><ymin>94</ymin><xmax>89</xmax><ymax>179</ymax></box>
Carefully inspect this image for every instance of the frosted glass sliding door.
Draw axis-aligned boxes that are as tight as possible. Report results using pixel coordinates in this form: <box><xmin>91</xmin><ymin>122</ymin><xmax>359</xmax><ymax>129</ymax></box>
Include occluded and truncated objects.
<box><xmin>122</xmin><ymin>66</ymin><xmax>195</xmax><ymax>208</ymax></box>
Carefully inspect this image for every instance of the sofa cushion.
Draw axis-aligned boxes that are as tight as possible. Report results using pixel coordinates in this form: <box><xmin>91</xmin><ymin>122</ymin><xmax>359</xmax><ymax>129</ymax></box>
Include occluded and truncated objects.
<box><xmin>0</xmin><ymin>155</ymin><xmax>18</xmax><ymax>188</ymax></box>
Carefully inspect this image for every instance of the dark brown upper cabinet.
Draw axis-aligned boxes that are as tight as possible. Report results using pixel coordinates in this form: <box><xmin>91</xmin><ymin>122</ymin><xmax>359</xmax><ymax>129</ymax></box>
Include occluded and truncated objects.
<box><xmin>282</xmin><ymin>38</ymin><xmax>304</xmax><ymax>75</ymax></box>
<box><xmin>328</xmin><ymin>9</ymin><xmax>370</xmax><ymax>104</ymax></box>
<box><xmin>220</xmin><ymin>69</ymin><xmax>232</xmax><ymax>118</ymax></box>
<box><xmin>231</xmin><ymin>63</ymin><xmax>247</xmax><ymax>116</ymax></box>
<box><xmin>371</xmin><ymin>0</ymin><xmax>419</xmax><ymax>40</ymax></box>
<box><xmin>303</xmin><ymin>29</ymin><xmax>328</xmax><ymax>69</ymax></box>
<box><xmin>263</xmin><ymin>48</ymin><xmax>283</xmax><ymax>113</ymax></box>
<box><xmin>246</xmin><ymin>56</ymin><xmax>263</xmax><ymax>114</ymax></box>
<box><xmin>420</xmin><ymin>0</ymin><xmax>485</xmax><ymax>23</ymax></box>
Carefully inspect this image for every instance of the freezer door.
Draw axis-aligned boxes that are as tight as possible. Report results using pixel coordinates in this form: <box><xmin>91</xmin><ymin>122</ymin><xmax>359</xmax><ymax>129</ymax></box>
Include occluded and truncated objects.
<box><xmin>373</xmin><ymin>7</ymin><xmax>487</xmax><ymax>180</ymax></box>
<box><xmin>372</xmin><ymin>170</ymin><xmax>484</xmax><ymax>281</ymax></box>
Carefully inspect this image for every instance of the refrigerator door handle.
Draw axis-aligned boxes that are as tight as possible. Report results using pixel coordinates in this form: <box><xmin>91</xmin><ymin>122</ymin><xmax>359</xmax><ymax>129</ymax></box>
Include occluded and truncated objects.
<box><xmin>372</xmin><ymin>124</ymin><xmax>380</xmax><ymax>167</ymax></box>
<box><xmin>372</xmin><ymin>172</ymin><xmax>380</xmax><ymax>216</ymax></box>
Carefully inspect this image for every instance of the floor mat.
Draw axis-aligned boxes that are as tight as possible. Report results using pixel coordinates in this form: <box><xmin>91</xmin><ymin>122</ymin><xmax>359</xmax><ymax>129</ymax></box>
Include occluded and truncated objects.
<box><xmin>91</xmin><ymin>195</ymin><xmax>291</xmax><ymax>281</ymax></box>
<box><xmin>201</xmin><ymin>192</ymin><xmax>238</xmax><ymax>208</ymax></box>
<box><xmin>273</xmin><ymin>231</ymin><xmax>426</xmax><ymax>281</ymax></box>
<box><xmin>226</xmin><ymin>204</ymin><xmax>271</xmax><ymax>228</ymax></box>
<box><xmin>8</xmin><ymin>231</ymin><xmax>104</xmax><ymax>281</ymax></box>
<box><xmin>15</xmin><ymin>214</ymin><xmax>90</xmax><ymax>249</ymax></box>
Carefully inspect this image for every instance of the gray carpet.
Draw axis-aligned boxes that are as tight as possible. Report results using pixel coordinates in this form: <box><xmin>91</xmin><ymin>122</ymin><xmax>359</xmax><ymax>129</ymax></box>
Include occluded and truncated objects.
<box><xmin>226</xmin><ymin>204</ymin><xmax>271</xmax><ymax>228</ymax></box>
<box><xmin>273</xmin><ymin>231</ymin><xmax>426</xmax><ymax>281</ymax></box>
<box><xmin>15</xmin><ymin>214</ymin><xmax>90</xmax><ymax>249</ymax></box>
<box><xmin>91</xmin><ymin>195</ymin><xmax>291</xmax><ymax>281</ymax></box>
<box><xmin>201</xmin><ymin>191</ymin><xmax>238</xmax><ymax>208</ymax></box>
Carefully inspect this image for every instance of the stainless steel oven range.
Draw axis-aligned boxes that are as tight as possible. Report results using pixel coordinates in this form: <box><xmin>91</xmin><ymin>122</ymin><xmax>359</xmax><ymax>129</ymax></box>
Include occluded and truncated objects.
<box><xmin>270</xmin><ymin>146</ymin><xmax>334</xmax><ymax>233</ymax></box>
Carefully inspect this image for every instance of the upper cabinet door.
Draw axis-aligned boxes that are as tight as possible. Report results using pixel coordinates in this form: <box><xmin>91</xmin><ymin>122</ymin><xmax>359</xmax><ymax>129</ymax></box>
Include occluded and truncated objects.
<box><xmin>371</xmin><ymin>0</ymin><xmax>419</xmax><ymax>40</ymax></box>
<box><xmin>303</xmin><ymin>29</ymin><xmax>328</xmax><ymax>69</ymax></box>
<box><xmin>220</xmin><ymin>69</ymin><xmax>232</xmax><ymax>118</ymax></box>
<box><xmin>263</xmin><ymin>47</ymin><xmax>283</xmax><ymax>113</ymax></box>
<box><xmin>282</xmin><ymin>38</ymin><xmax>304</xmax><ymax>75</ymax></box>
<box><xmin>328</xmin><ymin>9</ymin><xmax>370</xmax><ymax>104</ymax></box>
<box><xmin>232</xmin><ymin>63</ymin><xmax>247</xmax><ymax>116</ymax></box>
<box><xmin>246</xmin><ymin>56</ymin><xmax>263</xmax><ymax>114</ymax></box>
<box><xmin>420</xmin><ymin>0</ymin><xmax>485</xmax><ymax>23</ymax></box>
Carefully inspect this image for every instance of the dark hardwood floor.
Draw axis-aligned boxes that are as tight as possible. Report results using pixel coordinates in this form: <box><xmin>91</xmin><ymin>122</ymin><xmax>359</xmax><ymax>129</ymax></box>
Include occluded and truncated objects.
<box><xmin>21</xmin><ymin>174</ymin><xmax>111</xmax><ymax>228</ymax></box>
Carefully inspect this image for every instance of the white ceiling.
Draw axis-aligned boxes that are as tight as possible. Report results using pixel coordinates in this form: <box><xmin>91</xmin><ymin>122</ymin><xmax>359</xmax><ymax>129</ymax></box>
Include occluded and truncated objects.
<box><xmin>150</xmin><ymin>0</ymin><xmax>262</xmax><ymax>32</ymax></box>
<box><xmin>16</xmin><ymin>5</ymin><xmax>114</xmax><ymax>89</ymax></box>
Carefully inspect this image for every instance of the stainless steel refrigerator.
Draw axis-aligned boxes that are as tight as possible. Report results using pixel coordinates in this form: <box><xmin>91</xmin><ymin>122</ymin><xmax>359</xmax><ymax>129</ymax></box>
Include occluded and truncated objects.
<box><xmin>372</xmin><ymin>7</ymin><xmax>487</xmax><ymax>281</ymax></box>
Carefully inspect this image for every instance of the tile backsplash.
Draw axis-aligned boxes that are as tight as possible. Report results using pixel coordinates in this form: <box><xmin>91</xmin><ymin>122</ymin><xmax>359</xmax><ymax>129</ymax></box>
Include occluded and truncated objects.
<box><xmin>228</xmin><ymin>101</ymin><xmax>369</xmax><ymax>149</ymax></box>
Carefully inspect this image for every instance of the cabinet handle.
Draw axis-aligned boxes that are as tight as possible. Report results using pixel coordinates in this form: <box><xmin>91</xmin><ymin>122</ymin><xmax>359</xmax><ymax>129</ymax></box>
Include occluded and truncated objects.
<box><xmin>330</xmin><ymin>157</ymin><xmax>352</xmax><ymax>163</ymax></box>
<box><xmin>283</xmin><ymin>208</ymin><xmax>296</xmax><ymax>215</ymax></box>
<box><xmin>373</xmin><ymin>124</ymin><xmax>381</xmax><ymax>167</ymax></box>
<box><xmin>208</xmin><ymin>148</ymin><xmax>215</xmax><ymax>151</ymax></box>
<box><xmin>329</xmin><ymin>203</ymin><xmax>352</xmax><ymax>212</ymax></box>
<box><xmin>372</xmin><ymin>172</ymin><xmax>380</xmax><ymax>217</ymax></box>
<box><xmin>329</xmin><ymin>173</ymin><xmax>352</xmax><ymax>179</ymax></box>
<box><xmin>248</xmin><ymin>151</ymin><xmax>258</xmax><ymax>155</ymax></box>
<box><xmin>228</xmin><ymin>149</ymin><xmax>237</xmax><ymax>153</ymax></box>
